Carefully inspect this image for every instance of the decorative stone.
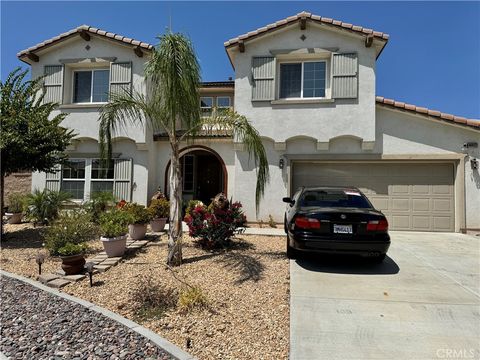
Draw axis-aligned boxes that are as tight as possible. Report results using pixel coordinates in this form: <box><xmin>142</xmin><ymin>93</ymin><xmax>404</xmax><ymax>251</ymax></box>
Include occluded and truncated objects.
<box><xmin>46</xmin><ymin>279</ymin><xmax>71</xmax><ymax>288</ymax></box>
<box><xmin>38</xmin><ymin>273</ymin><xmax>59</xmax><ymax>284</ymax></box>
<box><xmin>63</xmin><ymin>274</ymin><xmax>86</xmax><ymax>282</ymax></box>
<box><xmin>93</xmin><ymin>264</ymin><xmax>111</xmax><ymax>273</ymax></box>
<box><xmin>102</xmin><ymin>259</ymin><xmax>120</xmax><ymax>266</ymax></box>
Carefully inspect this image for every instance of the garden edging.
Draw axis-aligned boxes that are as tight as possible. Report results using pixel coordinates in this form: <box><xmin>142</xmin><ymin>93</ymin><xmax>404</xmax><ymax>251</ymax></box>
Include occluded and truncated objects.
<box><xmin>0</xmin><ymin>270</ymin><xmax>196</xmax><ymax>360</ymax></box>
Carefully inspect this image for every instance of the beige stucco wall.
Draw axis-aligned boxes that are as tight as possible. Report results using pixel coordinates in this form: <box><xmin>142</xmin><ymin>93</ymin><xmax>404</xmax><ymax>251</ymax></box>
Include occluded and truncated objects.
<box><xmin>232</xmin><ymin>23</ymin><xmax>377</xmax><ymax>144</ymax></box>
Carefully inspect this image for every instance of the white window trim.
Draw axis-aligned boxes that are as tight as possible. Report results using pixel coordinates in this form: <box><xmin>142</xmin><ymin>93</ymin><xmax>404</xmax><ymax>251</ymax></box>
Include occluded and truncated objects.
<box><xmin>61</xmin><ymin>158</ymin><xmax>87</xmax><ymax>201</ymax></box>
<box><xmin>216</xmin><ymin>96</ymin><xmax>231</xmax><ymax>108</ymax></box>
<box><xmin>277</xmin><ymin>59</ymin><xmax>329</xmax><ymax>100</ymax></box>
<box><xmin>72</xmin><ymin>69</ymin><xmax>110</xmax><ymax>105</ymax></box>
<box><xmin>200</xmin><ymin>96</ymin><xmax>213</xmax><ymax>109</ymax></box>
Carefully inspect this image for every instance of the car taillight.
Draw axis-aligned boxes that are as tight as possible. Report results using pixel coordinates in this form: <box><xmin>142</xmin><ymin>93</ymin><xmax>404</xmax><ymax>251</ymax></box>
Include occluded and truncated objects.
<box><xmin>295</xmin><ymin>217</ymin><xmax>321</xmax><ymax>229</ymax></box>
<box><xmin>367</xmin><ymin>219</ymin><xmax>389</xmax><ymax>232</ymax></box>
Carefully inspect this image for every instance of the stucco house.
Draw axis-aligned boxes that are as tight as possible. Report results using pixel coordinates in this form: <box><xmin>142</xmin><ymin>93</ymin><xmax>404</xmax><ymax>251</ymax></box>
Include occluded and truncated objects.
<box><xmin>18</xmin><ymin>11</ymin><xmax>480</xmax><ymax>232</ymax></box>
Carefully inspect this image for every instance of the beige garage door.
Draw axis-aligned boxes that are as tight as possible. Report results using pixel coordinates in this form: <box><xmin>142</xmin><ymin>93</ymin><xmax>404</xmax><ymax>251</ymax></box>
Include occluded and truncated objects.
<box><xmin>292</xmin><ymin>162</ymin><xmax>455</xmax><ymax>232</ymax></box>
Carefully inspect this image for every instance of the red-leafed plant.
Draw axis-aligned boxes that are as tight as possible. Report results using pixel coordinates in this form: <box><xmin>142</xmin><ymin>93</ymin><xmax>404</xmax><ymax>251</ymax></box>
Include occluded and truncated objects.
<box><xmin>184</xmin><ymin>200</ymin><xmax>246</xmax><ymax>249</ymax></box>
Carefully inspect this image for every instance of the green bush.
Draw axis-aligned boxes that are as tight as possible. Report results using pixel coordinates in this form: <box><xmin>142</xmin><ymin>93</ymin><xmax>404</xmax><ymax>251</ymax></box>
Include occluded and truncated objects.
<box><xmin>148</xmin><ymin>198</ymin><xmax>170</xmax><ymax>219</ymax></box>
<box><xmin>57</xmin><ymin>242</ymin><xmax>88</xmax><ymax>256</ymax></box>
<box><xmin>121</xmin><ymin>202</ymin><xmax>152</xmax><ymax>224</ymax></box>
<box><xmin>99</xmin><ymin>209</ymin><xmax>130</xmax><ymax>238</ymax></box>
<box><xmin>44</xmin><ymin>211</ymin><xmax>97</xmax><ymax>256</ymax></box>
<box><xmin>83</xmin><ymin>191</ymin><xmax>116</xmax><ymax>223</ymax></box>
<box><xmin>25</xmin><ymin>189</ymin><xmax>71</xmax><ymax>225</ymax></box>
<box><xmin>7</xmin><ymin>192</ymin><xmax>26</xmax><ymax>213</ymax></box>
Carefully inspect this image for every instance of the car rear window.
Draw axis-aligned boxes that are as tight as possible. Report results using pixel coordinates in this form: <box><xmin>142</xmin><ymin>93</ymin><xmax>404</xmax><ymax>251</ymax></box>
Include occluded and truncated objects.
<box><xmin>299</xmin><ymin>190</ymin><xmax>372</xmax><ymax>208</ymax></box>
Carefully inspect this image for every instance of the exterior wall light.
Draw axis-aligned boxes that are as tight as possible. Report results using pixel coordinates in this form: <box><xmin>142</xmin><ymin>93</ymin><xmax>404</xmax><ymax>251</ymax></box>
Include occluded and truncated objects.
<box><xmin>279</xmin><ymin>158</ymin><xmax>285</xmax><ymax>169</ymax></box>
<box><xmin>471</xmin><ymin>158</ymin><xmax>478</xmax><ymax>170</ymax></box>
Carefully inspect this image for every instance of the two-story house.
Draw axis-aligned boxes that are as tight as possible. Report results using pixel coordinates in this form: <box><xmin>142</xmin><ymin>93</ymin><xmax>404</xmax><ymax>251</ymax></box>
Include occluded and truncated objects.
<box><xmin>18</xmin><ymin>12</ymin><xmax>480</xmax><ymax>232</ymax></box>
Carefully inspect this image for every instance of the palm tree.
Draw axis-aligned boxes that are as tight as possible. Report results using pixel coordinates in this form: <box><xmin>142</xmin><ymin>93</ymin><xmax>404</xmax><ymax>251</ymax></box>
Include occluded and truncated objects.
<box><xmin>99</xmin><ymin>32</ymin><xmax>269</xmax><ymax>266</ymax></box>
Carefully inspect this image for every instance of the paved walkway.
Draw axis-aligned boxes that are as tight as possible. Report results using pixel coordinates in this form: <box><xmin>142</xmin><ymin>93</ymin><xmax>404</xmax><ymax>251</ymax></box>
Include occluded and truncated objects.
<box><xmin>289</xmin><ymin>232</ymin><xmax>480</xmax><ymax>359</ymax></box>
<box><xmin>0</xmin><ymin>272</ymin><xmax>194</xmax><ymax>360</ymax></box>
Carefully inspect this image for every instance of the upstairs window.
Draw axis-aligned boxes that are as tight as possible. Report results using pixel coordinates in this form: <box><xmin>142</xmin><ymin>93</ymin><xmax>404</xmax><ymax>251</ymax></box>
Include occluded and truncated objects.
<box><xmin>73</xmin><ymin>69</ymin><xmax>110</xmax><ymax>103</ymax></box>
<box><xmin>200</xmin><ymin>97</ymin><xmax>213</xmax><ymax>116</ymax></box>
<box><xmin>217</xmin><ymin>96</ymin><xmax>231</xmax><ymax>114</ymax></box>
<box><xmin>279</xmin><ymin>61</ymin><xmax>326</xmax><ymax>99</ymax></box>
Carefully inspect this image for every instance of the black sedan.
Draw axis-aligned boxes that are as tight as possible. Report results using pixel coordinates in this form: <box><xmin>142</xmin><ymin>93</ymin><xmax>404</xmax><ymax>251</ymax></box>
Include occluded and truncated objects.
<box><xmin>283</xmin><ymin>186</ymin><xmax>390</xmax><ymax>262</ymax></box>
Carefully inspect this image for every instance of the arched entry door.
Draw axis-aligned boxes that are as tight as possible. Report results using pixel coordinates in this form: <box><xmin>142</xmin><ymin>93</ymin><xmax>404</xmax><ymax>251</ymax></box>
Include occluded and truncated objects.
<box><xmin>166</xmin><ymin>146</ymin><xmax>227</xmax><ymax>205</ymax></box>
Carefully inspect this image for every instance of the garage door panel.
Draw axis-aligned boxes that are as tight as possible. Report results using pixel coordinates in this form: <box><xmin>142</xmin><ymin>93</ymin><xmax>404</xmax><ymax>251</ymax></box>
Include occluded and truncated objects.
<box><xmin>292</xmin><ymin>162</ymin><xmax>454</xmax><ymax>232</ymax></box>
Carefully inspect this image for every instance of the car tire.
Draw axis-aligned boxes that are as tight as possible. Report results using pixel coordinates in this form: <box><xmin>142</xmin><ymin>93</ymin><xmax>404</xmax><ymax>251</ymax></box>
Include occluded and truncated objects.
<box><xmin>372</xmin><ymin>253</ymin><xmax>386</xmax><ymax>263</ymax></box>
<box><xmin>286</xmin><ymin>238</ymin><xmax>296</xmax><ymax>259</ymax></box>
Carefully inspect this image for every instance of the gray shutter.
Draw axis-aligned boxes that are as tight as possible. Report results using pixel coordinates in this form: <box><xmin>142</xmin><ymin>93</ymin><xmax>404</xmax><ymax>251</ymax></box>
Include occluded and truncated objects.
<box><xmin>43</xmin><ymin>65</ymin><xmax>63</xmax><ymax>104</ymax></box>
<box><xmin>251</xmin><ymin>56</ymin><xmax>275</xmax><ymax>101</ymax></box>
<box><xmin>114</xmin><ymin>159</ymin><xmax>132</xmax><ymax>201</ymax></box>
<box><xmin>45</xmin><ymin>165</ymin><xmax>61</xmax><ymax>192</ymax></box>
<box><xmin>332</xmin><ymin>53</ymin><xmax>358</xmax><ymax>99</ymax></box>
<box><xmin>109</xmin><ymin>62</ymin><xmax>132</xmax><ymax>98</ymax></box>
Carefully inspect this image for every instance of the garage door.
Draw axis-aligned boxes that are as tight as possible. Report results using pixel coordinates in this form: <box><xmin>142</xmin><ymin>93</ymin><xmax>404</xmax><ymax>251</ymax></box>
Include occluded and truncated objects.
<box><xmin>292</xmin><ymin>162</ymin><xmax>455</xmax><ymax>232</ymax></box>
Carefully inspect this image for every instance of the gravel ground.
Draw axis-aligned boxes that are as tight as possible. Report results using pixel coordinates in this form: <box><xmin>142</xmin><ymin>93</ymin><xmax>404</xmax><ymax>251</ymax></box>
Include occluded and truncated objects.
<box><xmin>1</xmin><ymin>223</ymin><xmax>103</xmax><ymax>279</ymax></box>
<box><xmin>0</xmin><ymin>275</ymin><xmax>174</xmax><ymax>360</ymax></box>
<box><xmin>1</xmin><ymin>223</ymin><xmax>290</xmax><ymax>360</ymax></box>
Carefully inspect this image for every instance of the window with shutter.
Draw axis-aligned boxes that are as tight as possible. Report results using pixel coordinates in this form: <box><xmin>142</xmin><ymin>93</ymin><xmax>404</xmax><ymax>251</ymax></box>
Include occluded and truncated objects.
<box><xmin>45</xmin><ymin>165</ymin><xmax>62</xmax><ymax>192</ymax></box>
<box><xmin>109</xmin><ymin>62</ymin><xmax>132</xmax><ymax>98</ymax></box>
<box><xmin>251</xmin><ymin>56</ymin><xmax>275</xmax><ymax>101</ymax></box>
<box><xmin>332</xmin><ymin>53</ymin><xmax>358</xmax><ymax>99</ymax></box>
<box><xmin>44</xmin><ymin>65</ymin><xmax>64</xmax><ymax>104</ymax></box>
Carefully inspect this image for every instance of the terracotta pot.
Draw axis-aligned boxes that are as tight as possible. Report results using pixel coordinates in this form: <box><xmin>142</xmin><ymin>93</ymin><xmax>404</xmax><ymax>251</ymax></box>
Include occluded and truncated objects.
<box><xmin>60</xmin><ymin>254</ymin><xmax>86</xmax><ymax>275</ymax></box>
<box><xmin>100</xmin><ymin>235</ymin><xmax>127</xmax><ymax>257</ymax></box>
<box><xmin>128</xmin><ymin>224</ymin><xmax>147</xmax><ymax>240</ymax></box>
<box><xmin>150</xmin><ymin>217</ymin><xmax>167</xmax><ymax>232</ymax></box>
<box><xmin>5</xmin><ymin>213</ymin><xmax>22</xmax><ymax>224</ymax></box>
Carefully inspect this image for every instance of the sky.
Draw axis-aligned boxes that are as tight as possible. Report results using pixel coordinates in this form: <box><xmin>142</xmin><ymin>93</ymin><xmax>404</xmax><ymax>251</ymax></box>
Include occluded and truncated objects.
<box><xmin>1</xmin><ymin>1</ymin><xmax>479</xmax><ymax>119</ymax></box>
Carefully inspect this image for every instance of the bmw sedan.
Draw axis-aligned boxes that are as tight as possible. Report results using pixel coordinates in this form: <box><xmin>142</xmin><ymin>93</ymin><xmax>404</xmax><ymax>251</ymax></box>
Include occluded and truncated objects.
<box><xmin>283</xmin><ymin>186</ymin><xmax>390</xmax><ymax>262</ymax></box>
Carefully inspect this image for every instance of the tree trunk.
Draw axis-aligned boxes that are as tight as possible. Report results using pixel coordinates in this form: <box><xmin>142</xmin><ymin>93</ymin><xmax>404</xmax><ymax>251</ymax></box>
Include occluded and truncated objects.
<box><xmin>167</xmin><ymin>141</ymin><xmax>183</xmax><ymax>266</ymax></box>
<box><xmin>1</xmin><ymin>174</ymin><xmax>4</xmax><ymax>238</ymax></box>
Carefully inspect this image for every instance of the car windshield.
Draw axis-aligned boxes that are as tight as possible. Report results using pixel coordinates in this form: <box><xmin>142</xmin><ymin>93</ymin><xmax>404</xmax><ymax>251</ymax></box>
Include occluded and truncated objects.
<box><xmin>299</xmin><ymin>189</ymin><xmax>372</xmax><ymax>208</ymax></box>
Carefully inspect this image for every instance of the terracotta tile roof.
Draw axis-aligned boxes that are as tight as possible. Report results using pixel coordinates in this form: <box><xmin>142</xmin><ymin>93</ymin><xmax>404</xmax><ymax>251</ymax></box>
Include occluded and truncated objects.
<box><xmin>17</xmin><ymin>25</ymin><xmax>153</xmax><ymax>61</ymax></box>
<box><xmin>224</xmin><ymin>11</ymin><xmax>389</xmax><ymax>48</ymax></box>
<box><xmin>200</xmin><ymin>81</ymin><xmax>235</xmax><ymax>88</ymax></box>
<box><xmin>376</xmin><ymin>96</ymin><xmax>480</xmax><ymax>130</ymax></box>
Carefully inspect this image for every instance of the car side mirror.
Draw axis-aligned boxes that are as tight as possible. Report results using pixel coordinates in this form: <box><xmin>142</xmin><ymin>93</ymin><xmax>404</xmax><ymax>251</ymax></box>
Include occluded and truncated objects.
<box><xmin>282</xmin><ymin>197</ymin><xmax>294</xmax><ymax>205</ymax></box>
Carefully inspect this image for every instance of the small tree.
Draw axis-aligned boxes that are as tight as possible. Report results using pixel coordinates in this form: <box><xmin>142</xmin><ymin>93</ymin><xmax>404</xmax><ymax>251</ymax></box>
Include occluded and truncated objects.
<box><xmin>0</xmin><ymin>68</ymin><xmax>75</xmax><ymax>222</ymax></box>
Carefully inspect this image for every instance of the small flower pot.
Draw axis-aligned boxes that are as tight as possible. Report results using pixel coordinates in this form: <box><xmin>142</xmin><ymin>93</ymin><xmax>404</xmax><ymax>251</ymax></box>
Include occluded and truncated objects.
<box><xmin>60</xmin><ymin>254</ymin><xmax>86</xmax><ymax>275</ymax></box>
<box><xmin>150</xmin><ymin>217</ymin><xmax>167</xmax><ymax>232</ymax></box>
<box><xmin>101</xmin><ymin>235</ymin><xmax>127</xmax><ymax>257</ymax></box>
<box><xmin>5</xmin><ymin>212</ymin><xmax>22</xmax><ymax>224</ymax></box>
<box><xmin>128</xmin><ymin>224</ymin><xmax>147</xmax><ymax>240</ymax></box>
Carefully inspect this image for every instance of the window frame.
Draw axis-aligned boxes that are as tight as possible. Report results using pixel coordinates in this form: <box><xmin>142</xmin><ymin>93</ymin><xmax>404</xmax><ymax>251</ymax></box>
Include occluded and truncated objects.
<box><xmin>216</xmin><ymin>96</ymin><xmax>231</xmax><ymax>109</ymax></box>
<box><xmin>90</xmin><ymin>158</ymin><xmax>115</xmax><ymax>195</ymax></box>
<box><xmin>277</xmin><ymin>59</ymin><xmax>328</xmax><ymax>100</ymax></box>
<box><xmin>60</xmin><ymin>158</ymin><xmax>86</xmax><ymax>200</ymax></box>
<box><xmin>72</xmin><ymin>69</ymin><xmax>110</xmax><ymax>104</ymax></box>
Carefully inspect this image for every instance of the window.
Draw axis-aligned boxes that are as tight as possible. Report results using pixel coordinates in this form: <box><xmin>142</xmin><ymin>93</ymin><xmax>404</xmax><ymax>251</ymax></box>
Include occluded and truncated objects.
<box><xmin>216</xmin><ymin>96</ymin><xmax>231</xmax><ymax>115</ymax></box>
<box><xmin>61</xmin><ymin>160</ymin><xmax>86</xmax><ymax>199</ymax></box>
<box><xmin>73</xmin><ymin>69</ymin><xmax>110</xmax><ymax>103</ymax></box>
<box><xmin>279</xmin><ymin>61</ymin><xmax>326</xmax><ymax>99</ymax></box>
<box><xmin>91</xmin><ymin>159</ymin><xmax>114</xmax><ymax>194</ymax></box>
<box><xmin>200</xmin><ymin>97</ymin><xmax>213</xmax><ymax>116</ymax></box>
<box><xmin>183</xmin><ymin>155</ymin><xmax>194</xmax><ymax>192</ymax></box>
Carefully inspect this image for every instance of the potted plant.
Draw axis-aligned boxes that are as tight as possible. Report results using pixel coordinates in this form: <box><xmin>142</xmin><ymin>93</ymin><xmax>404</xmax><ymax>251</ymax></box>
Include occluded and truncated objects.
<box><xmin>148</xmin><ymin>198</ymin><xmax>169</xmax><ymax>232</ymax></box>
<box><xmin>44</xmin><ymin>211</ymin><xmax>98</xmax><ymax>275</ymax></box>
<box><xmin>5</xmin><ymin>193</ymin><xmax>25</xmax><ymax>224</ymax></box>
<box><xmin>121</xmin><ymin>202</ymin><xmax>153</xmax><ymax>240</ymax></box>
<box><xmin>99</xmin><ymin>209</ymin><xmax>130</xmax><ymax>257</ymax></box>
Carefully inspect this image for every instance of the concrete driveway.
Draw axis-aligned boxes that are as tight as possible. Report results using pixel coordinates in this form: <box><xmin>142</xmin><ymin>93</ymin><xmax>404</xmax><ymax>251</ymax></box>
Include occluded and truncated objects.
<box><xmin>290</xmin><ymin>232</ymin><xmax>480</xmax><ymax>360</ymax></box>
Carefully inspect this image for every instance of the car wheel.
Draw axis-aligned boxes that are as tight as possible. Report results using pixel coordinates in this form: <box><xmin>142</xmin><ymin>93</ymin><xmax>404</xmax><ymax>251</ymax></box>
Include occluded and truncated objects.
<box><xmin>286</xmin><ymin>238</ymin><xmax>296</xmax><ymax>259</ymax></box>
<box><xmin>372</xmin><ymin>253</ymin><xmax>386</xmax><ymax>263</ymax></box>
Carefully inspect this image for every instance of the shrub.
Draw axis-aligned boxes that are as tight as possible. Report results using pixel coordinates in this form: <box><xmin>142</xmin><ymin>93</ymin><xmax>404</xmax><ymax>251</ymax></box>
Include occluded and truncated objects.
<box><xmin>44</xmin><ymin>211</ymin><xmax>98</xmax><ymax>256</ymax></box>
<box><xmin>184</xmin><ymin>200</ymin><xmax>247</xmax><ymax>249</ymax></box>
<box><xmin>7</xmin><ymin>192</ymin><xmax>26</xmax><ymax>213</ymax></box>
<box><xmin>25</xmin><ymin>189</ymin><xmax>72</xmax><ymax>225</ymax></box>
<box><xmin>185</xmin><ymin>200</ymin><xmax>204</xmax><ymax>216</ymax></box>
<box><xmin>83</xmin><ymin>191</ymin><xmax>116</xmax><ymax>223</ymax></box>
<box><xmin>148</xmin><ymin>198</ymin><xmax>170</xmax><ymax>219</ymax></box>
<box><xmin>130</xmin><ymin>275</ymin><xmax>177</xmax><ymax>319</ymax></box>
<box><xmin>178</xmin><ymin>286</ymin><xmax>208</xmax><ymax>313</ymax></box>
<box><xmin>99</xmin><ymin>209</ymin><xmax>130</xmax><ymax>238</ymax></box>
<box><xmin>57</xmin><ymin>242</ymin><xmax>88</xmax><ymax>256</ymax></box>
<box><xmin>121</xmin><ymin>202</ymin><xmax>152</xmax><ymax>224</ymax></box>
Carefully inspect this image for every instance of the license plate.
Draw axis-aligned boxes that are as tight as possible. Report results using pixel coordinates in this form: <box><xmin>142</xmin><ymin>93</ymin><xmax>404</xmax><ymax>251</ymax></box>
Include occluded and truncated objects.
<box><xmin>333</xmin><ymin>224</ymin><xmax>353</xmax><ymax>234</ymax></box>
